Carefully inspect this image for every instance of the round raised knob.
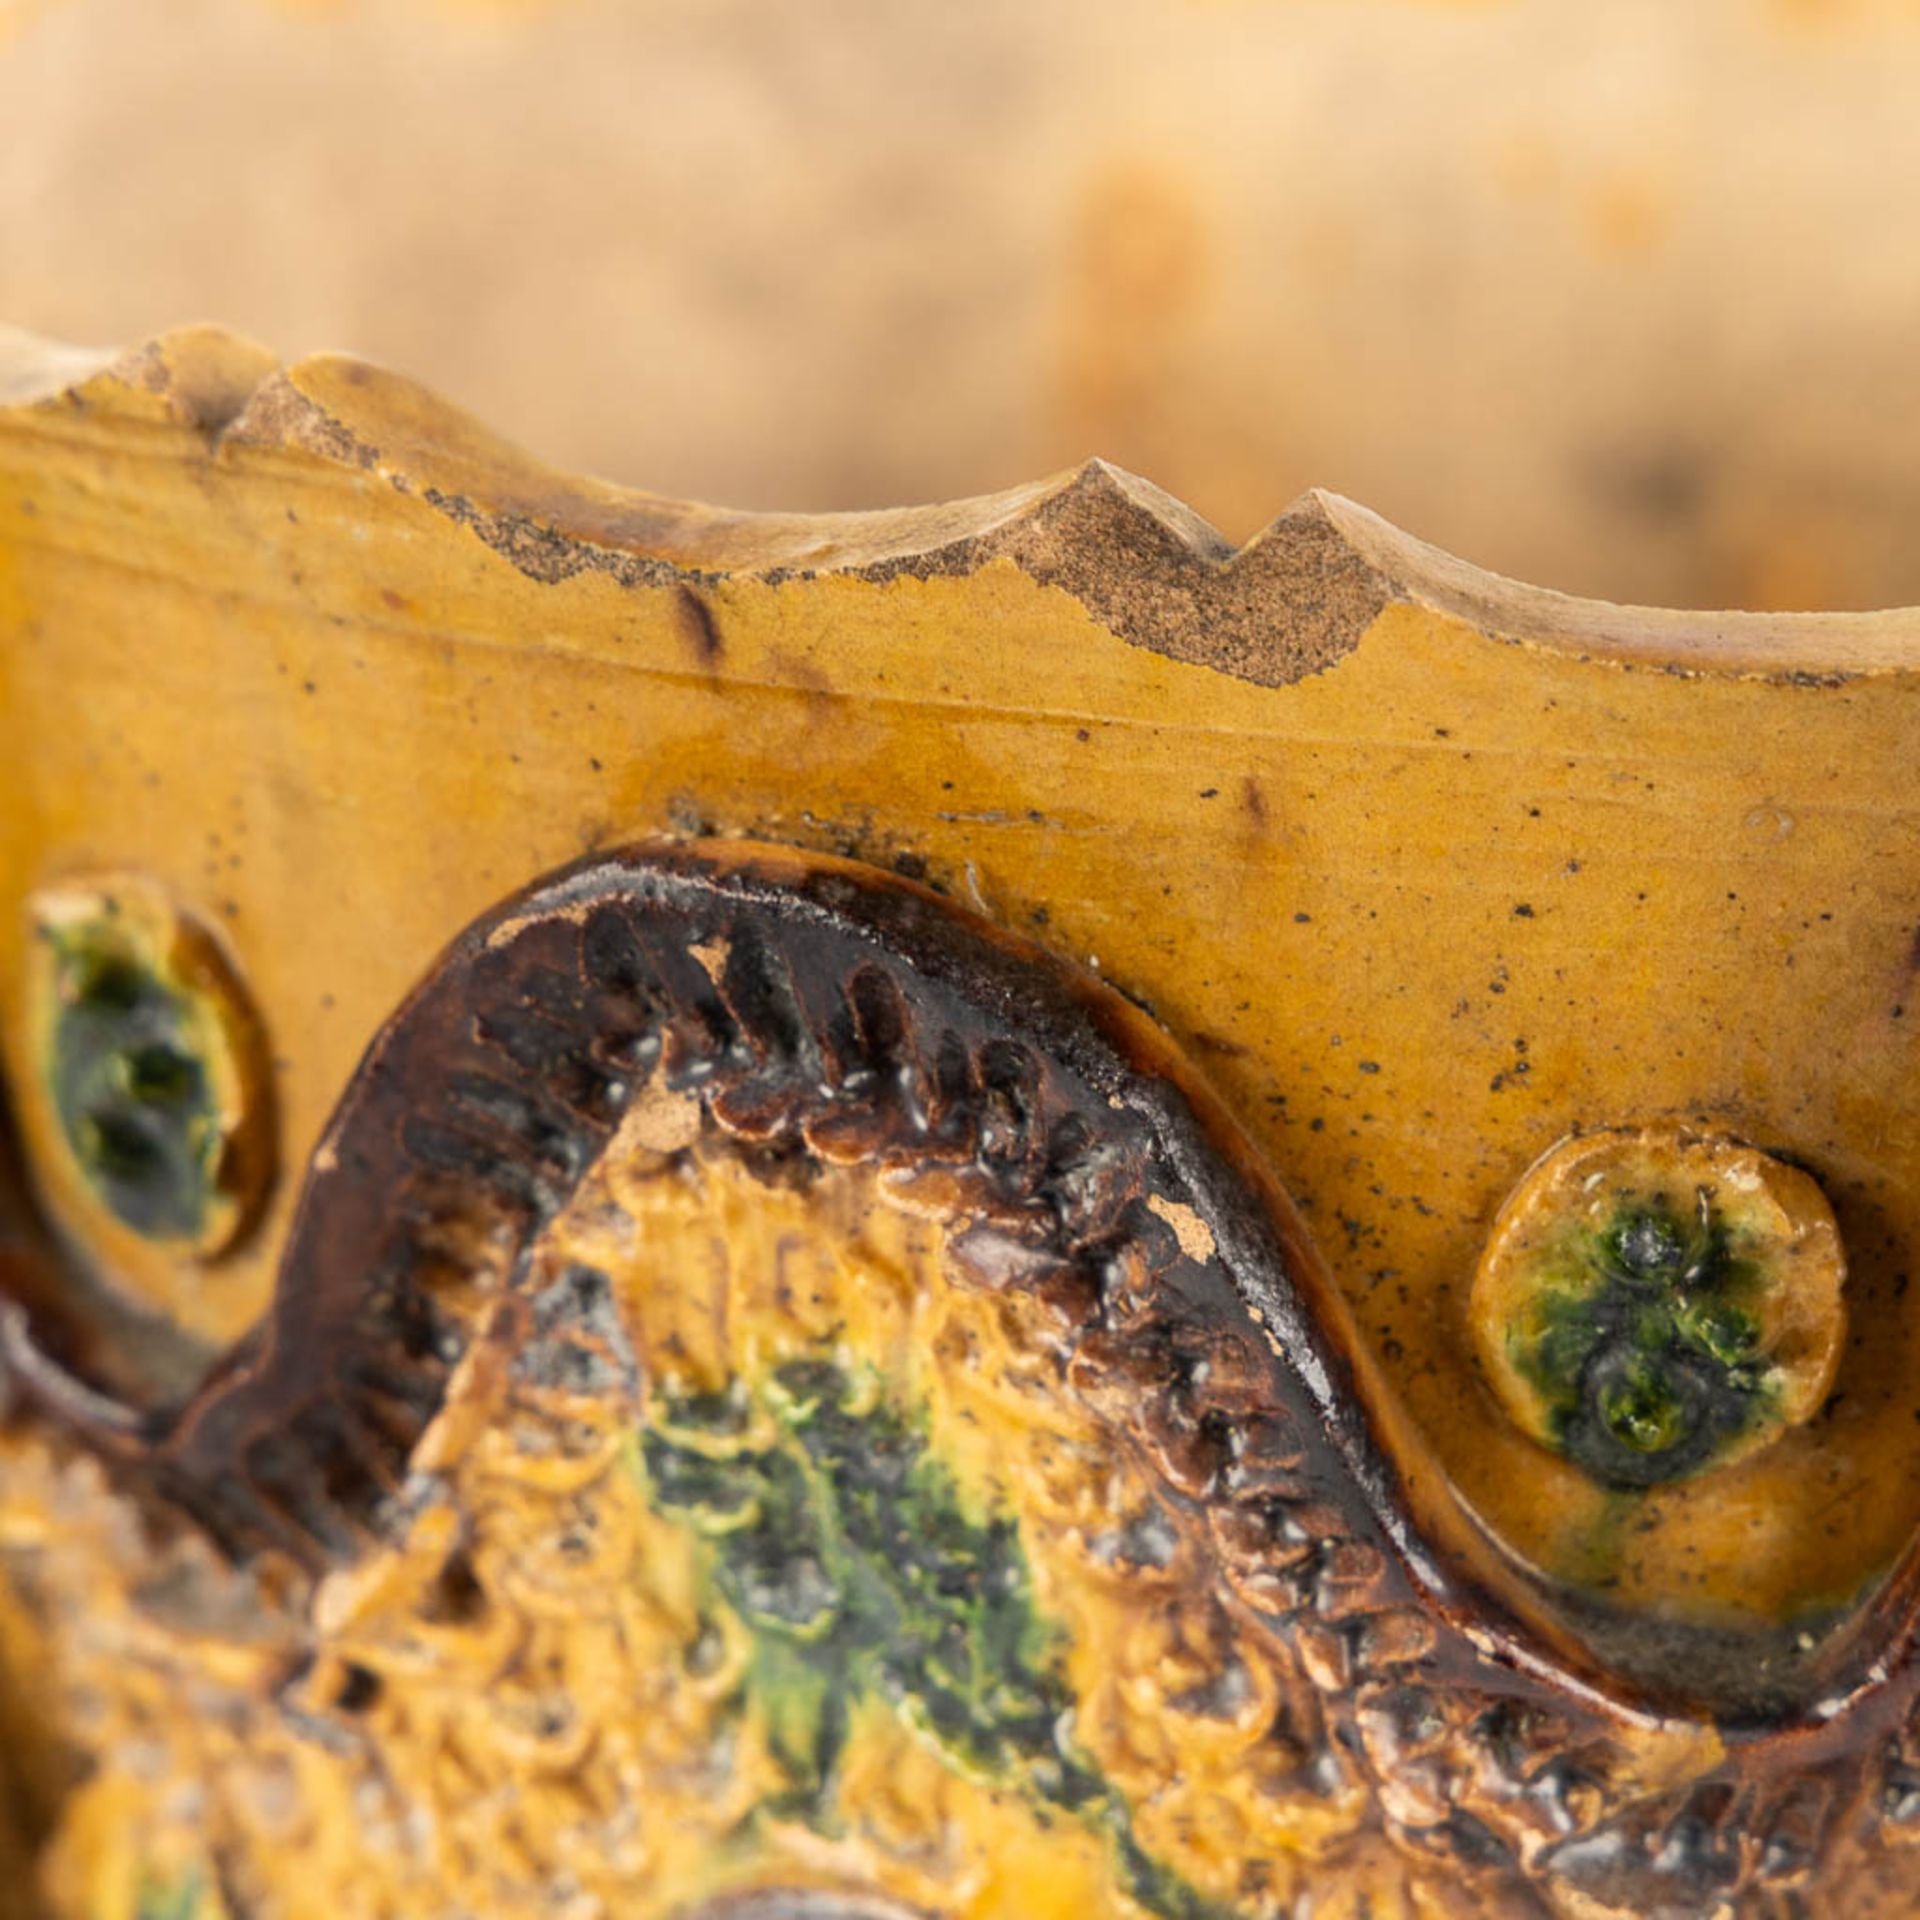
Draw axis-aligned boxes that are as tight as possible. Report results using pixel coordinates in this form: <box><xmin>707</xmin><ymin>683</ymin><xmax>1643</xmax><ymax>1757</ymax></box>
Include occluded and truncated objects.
<box><xmin>26</xmin><ymin>876</ymin><xmax>271</xmax><ymax>1259</ymax></box>
<box><xmin>1470</xmin><ymin>1126</ymin><xmax>1846</xmax><ymax>1489</ymax></box>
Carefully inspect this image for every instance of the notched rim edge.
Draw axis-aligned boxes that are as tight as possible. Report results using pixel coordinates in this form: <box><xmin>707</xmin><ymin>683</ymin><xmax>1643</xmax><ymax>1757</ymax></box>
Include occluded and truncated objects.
<box><xmin>2</xmin><ymin>323</ymin><xmax>1917</xmax><ymax>683</ymax></box>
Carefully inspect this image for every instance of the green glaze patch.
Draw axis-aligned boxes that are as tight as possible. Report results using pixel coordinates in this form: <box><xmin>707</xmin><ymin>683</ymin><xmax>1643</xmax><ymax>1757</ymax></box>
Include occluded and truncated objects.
<box><xmin>40</xmin><ymin>915</ymin><xmax>223</xmax><ymax>1244</ymax></box>
<box><xmin>134</xmin><ymin>1873</ymin><xmax>204</xmax><ymax>1920</ymax></box>
<box><xmin>634</xmin><ymin>1358</ymin><xmax>1233</xmax><ymax>1920</ymax></box>
<box><xmin>1510</xmin><ymin>1193</ymin><xmax>1775</xmax><ymax>1488</ymax></box>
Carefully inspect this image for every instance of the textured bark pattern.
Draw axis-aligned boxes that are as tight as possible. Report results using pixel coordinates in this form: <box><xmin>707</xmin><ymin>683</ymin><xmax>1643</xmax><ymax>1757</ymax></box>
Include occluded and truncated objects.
<box><xmin>4</xmin><ymin>843</ymin><xmax>1919</xmax><ymax>1915</ymax></box>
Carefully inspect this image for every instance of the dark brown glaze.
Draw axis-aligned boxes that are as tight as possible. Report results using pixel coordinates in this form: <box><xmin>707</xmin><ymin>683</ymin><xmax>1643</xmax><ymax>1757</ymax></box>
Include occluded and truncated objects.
<box><xmin>4</xmin><ymin>839</ymin><xmax>1919</xmax><ymax>1914</ymax></box>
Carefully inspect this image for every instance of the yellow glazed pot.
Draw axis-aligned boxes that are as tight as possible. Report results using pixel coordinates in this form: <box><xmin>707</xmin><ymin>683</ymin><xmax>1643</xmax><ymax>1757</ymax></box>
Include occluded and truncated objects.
<box><xmin>0</xmin><ymin>326</ymin><xmax>1918</xmax><ymax>1919</ymax></box>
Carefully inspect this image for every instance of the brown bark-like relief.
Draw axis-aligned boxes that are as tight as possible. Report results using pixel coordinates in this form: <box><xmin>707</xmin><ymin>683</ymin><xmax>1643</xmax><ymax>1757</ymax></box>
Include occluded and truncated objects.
<box><xmin>3</xmin><ymin>842</ymin><xmax>1918</xmax><ymax>1917</ymax></box>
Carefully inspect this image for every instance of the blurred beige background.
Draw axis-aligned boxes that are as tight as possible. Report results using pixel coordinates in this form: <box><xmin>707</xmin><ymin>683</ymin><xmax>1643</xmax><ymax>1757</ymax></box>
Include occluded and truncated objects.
<box><xmin>5</xmin><ymin>0</ymin><xmax>1920</xmax><ymax>609</ymax></box>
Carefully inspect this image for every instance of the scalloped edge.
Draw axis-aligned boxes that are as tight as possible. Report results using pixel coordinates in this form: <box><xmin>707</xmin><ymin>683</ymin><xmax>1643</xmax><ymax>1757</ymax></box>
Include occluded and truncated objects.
<box><xmin>4</xmin><ymin>321</ymin><xmax>1919</xmax><ymax>685</ymax></box>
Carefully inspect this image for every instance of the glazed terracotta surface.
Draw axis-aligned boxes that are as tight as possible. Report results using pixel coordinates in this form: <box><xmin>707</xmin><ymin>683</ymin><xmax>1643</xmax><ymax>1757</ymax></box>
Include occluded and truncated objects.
<box><xmin>0</xmin><ymin>328</ymin><xmax>1918</xmax><ymax>1918</ymax></box>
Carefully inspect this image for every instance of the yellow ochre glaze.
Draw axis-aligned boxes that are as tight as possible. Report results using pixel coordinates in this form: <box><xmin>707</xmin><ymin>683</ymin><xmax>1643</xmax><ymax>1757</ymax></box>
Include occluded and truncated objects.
<box><xmin>23</xmin><ymin>877</ymin><xmax>273</xmax><ymax>1282</ymax></box>
<box><xmin>1470</xmin><ymin>1127</ymin><xmax>1845</xmax><ymax>1498</ymax></box>
<box><xmin>1</xmin><ymin>332</ymin><xmax>1917</xmax><ymax>1632</ymax></box>
<box><xmin>0</xmin><ymin>1144</ymin><xmax>1489</xmax><ymax>1920</ymax></box>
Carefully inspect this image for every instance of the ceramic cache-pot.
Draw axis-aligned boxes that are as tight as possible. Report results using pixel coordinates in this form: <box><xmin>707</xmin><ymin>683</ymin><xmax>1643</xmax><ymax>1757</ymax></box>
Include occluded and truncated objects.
<box><xmin>0</xmin><ymin>326</ymin><xmax>1917</xmax><ymax>1919</ymax></box>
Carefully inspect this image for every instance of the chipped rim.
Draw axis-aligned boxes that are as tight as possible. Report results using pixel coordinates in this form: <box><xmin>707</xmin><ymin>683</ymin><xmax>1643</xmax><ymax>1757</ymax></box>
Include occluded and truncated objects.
<box><xmin>3</xmin><ymin>322</ymin><xmax>1919</xmax><ymax>688</ymax></box>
